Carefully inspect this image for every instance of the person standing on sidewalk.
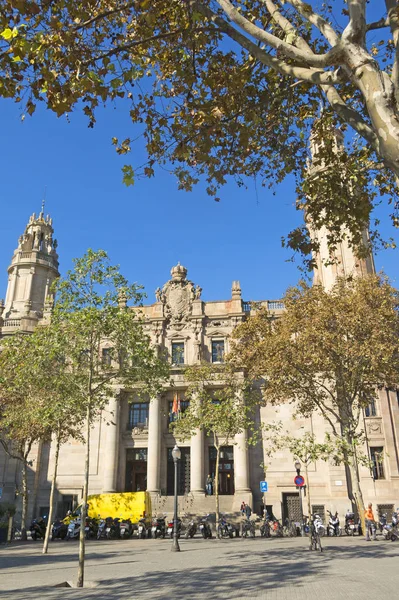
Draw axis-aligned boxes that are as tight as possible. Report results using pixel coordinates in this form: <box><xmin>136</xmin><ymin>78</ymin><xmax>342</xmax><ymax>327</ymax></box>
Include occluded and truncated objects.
<box><xmin>364</xmin><ymin>503</ymin><xmax>376</xmax><ymax>541</ymax></box>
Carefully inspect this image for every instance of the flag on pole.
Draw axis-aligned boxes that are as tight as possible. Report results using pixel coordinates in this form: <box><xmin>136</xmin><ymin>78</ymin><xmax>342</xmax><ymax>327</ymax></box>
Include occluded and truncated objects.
<box><xmin>172</xmin><ymin>393</ymin><xmax>178</xmax><ymax>414</ymax></box>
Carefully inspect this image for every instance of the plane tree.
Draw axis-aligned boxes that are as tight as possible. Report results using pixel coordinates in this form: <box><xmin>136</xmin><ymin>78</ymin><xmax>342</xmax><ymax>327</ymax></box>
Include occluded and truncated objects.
<box><xmin>0</xmin><ymin>2</ymin><xmax>399</xmax><ymax>257</ymax></box>
<box><xmin>229</xmin><ymin>274</ymin><xmax>399</xmax><ymax>527</ymax></box>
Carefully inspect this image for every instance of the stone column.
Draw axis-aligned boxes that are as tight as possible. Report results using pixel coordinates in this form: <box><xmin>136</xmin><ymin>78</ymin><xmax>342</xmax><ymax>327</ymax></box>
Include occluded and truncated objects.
<box><xmin>234</xmin><ymin>429</ymin><xmax>251</xmax><ymax>493</ymax></box>
<box><xmin>190</xmin><ymin>427</ymin><xmax>205</xmax><ymax>495</ymax></box>
<box><xmin>147</xmin><ymin>395</ymin><xmax>161</xmax><ymax>493</ymax></box>
<box><xmin>102</xmin><ymin>396</ymin><xmax>120</xmax><ymax>493</ymax></box>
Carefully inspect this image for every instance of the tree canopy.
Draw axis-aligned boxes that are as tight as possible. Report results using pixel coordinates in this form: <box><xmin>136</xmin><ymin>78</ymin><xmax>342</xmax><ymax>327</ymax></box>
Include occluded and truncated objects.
<box><xmin>229</xmin><ymin>274</ymin><xmax>399</xmax><ymax>518</ymax></box>
<box><xmin>1</xmin><ymin>1</ymin><xmax>398</xmax><ymax>260</ymax></box>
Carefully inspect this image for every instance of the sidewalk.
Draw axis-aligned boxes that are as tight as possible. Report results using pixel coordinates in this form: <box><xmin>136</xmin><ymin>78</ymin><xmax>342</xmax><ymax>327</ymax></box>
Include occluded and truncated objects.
<box><xmin>0</xmin><ymin>535</ymin><xmax>397</xmax><ymax>599</ymax></box>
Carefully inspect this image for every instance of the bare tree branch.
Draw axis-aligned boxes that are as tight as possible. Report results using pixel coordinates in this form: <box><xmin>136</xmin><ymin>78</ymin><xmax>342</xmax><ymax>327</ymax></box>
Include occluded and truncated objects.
<box><xmin>260</xmin><ymin>0</ymin><xmax>313</xmax><ymax>54</ymax></box>
<box><xmin>342</xmin><ymin>0</ymin><xmax>367</xmax><ymax>45</ymax></box>
<box><xmin>195</xmin><ymin>2</ymin><xmax>342</xmax><ymax>85</ymax></box>
<box><xmin>215</xmin><ymin>0</ymin><xmax>340</xmax><ymax>68</ymax></box>
<box><xmin>285</xmin><ymin>0</ymin><xmax>339</xmax><ymax>46</ymax></box>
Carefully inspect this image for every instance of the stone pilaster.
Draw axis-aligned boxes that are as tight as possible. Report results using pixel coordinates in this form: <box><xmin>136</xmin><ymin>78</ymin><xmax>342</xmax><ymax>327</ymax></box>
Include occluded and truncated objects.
<box><xmin>147</xmin><ymin>395</ymin><xmax>161</xmax><ymax>493</ymax></box>
<box><xmin>233</xmin><ymin>428</ymin><xmax>253</xmax><ymax>509</ymax></box>
<box><xmin>102</xmin><ymin>396</ymin><xmax>120</xmax><ymax>493</ymax></box>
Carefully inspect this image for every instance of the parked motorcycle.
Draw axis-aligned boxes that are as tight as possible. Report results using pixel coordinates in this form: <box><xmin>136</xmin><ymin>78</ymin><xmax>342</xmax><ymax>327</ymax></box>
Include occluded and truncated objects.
<box><xmin>97</xmin><ymin>516</ymin><xmax>119</xmax><ymax>540</ymax></box>
<box><xmin>327</xmin><ymin>511</ymin><xmax>342</xmax><ymax>536</ymax></box>
<box><xmin>345</xmin><ymin>511</ymin><xmax>360</xmax><ymax>536</ymax></box>
<box><xmin>184</xmin><ymin>518</ymin><xmax>197</xmax><ymax>539</ymax></box>
<box><xmin>51</xmin><ymin>519</ymin><xmax>68</xmax><ymax>541</ymax></box>
<box><xmin>241</xmin><ymin>518</ymin><xmax>255</xmax><ymax>538</ymax></box>
<box><xmin>167</xmin><ymin>517</ymin><xmax>182</xmax><ymax>539</ymax></box>
<box><xmin>217</xmin><ymin>515</ymin><xmax>235</xmax><ymax>539</ymax></box>
<box><xmin>199</xmin><ymin>515</ymin><xmax>213</xmax><ymax>539</ymax></box>
<box><xmin>271</xmin><ymin>519</ymin><xmax>283</xmax><ymax>537</ymax></box>
<box><xmin>66</xmin><ymin>518</ymin><xmax>81</xmax><ymax>540</ymax></box>
<box><xmin>136</xmin><ymin>518</ymin><xmax>148</xmax><ymax>539</ymax></box>
<box><xmin>84</xmin><ymin>517</ymin><xmax>98</xmax><ymax>540</ymax></box>
<box><xmin>313</xmin><ymin>514</ymin><xmax>325</xmax><ymax>537</ymax></box>
<box><xmin>151</xmin><ymin>515</ymin><xmax>166</xmax><ymax>539</ymax></box>
<box><xmin>260</xmin><ymin>516</ymin><xmax>271</xmax><ymax>538</ymax></box>
<box><xmin>30</xmin><ymin>517</ymin><xmax>46</xmax><ymax>541</ymax></box>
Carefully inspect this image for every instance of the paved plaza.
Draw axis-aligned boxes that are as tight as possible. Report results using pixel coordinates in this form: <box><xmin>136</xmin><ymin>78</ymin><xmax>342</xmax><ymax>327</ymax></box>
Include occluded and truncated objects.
<box><xmin>1</xmin><ymin>535</ymin><xmax>398</xmax><ymax>600</ymax></box>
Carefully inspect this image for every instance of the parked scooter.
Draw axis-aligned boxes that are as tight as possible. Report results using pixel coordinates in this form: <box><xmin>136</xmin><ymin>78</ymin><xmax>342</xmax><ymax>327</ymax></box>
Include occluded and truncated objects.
<box><xmin>66</xmin><ymin>518</ymin><xmax>81</xmax><ymax>540</ymax></box>
<box><xmin>241</xmin><ymin>518</ymin><xmax>255</xmax><ymax>538</ymax></box>
<box><xmin>51</xmin><ymin>519</ymin><xmax>68</xmax><ymax>541</ymax></box>
<box><xmin>97</xmin><ymin>516</ymin><xmax>119</xmax><ymax>540</ymax></box>
<box><xmin>327</xmin><ymin>511</ymin><xmax>342</xmax><ymax>536</ymax></box>
<box><xmin>271</xmin><ymin>519</ymin><xmax>283</xmax><ymax>537</ymax></box>
<box><xmin>151</xmin><ymin>515</ymin><xmax>166</xmax><ymax>539</ymax></box>
<box><xmin>313</xmin><ymin>514</ymin><xmax>325</xmax><ymax>537</ymax></box>
<box><xmin>167</xmin><ymin>517</ymin><xmax>182</xmax><ymax>539</ymax></box>
<box><xmin>136</xmin><ymin>518</ymin><xmax>148</xmax><ymax>539</ymax></box>
<box><xmin>260</xmin><ymin>514</ymin><xmax>271</xmax><ymax>538</ymax></box>
<box><xmin>387</xmin><ymin>510</ymin><xmax>399</xmax><ymax>541</ymax></box>
<box><xmin>199</xmin><ymin>515</ymin><xmax>213</xmax><ymax>539</ymax></box>
<box><xmin>217</xmin><ymin>514</ymin><xmax>235</xmax><ymax>539</ymax></box>
<box><xmin>30</xmin><ymin>517</ymin><xmax>47</xmax><ymax>541</ymax></box>
<box><xmin>184</xmin><ymin>518</ymin><xmax>198</xmax><ymax>539</ymax></box>
<box><xmin>345</xmin><ymin>511</ymin><xmax>360</xmax><ymax>536</ymax></box>
<box><xmin>84</xmin><ymin>517</ymin><xmax>98</xmax><ymax>540</ymax></box>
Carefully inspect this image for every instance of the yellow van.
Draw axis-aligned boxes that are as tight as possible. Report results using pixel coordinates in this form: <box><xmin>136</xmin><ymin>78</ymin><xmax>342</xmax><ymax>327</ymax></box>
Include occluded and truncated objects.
<box><xmin>66</xmin><ymin>491</ymin><xmax>151</xmax><ymax>524</ymax></box>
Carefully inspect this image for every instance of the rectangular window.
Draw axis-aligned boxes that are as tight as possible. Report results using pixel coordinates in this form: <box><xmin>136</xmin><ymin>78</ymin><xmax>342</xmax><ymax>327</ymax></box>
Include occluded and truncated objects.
<box><xmin>171</xmin><ymin>342</ymin><xmax>185</xmax><ymax>365</ymax></box>
<box><xmin>370</xmin><ymin>447</ymin><xmax>385</xmax><ymax>480</ymax></box>
<box><xmin>168</xmin><ymin>399</ymin><xmax>190</xmax><ymax>424</ymax></box>
<box><xmin>365</xmin><ymin>397</ymin><xmax>377</xmax><ymax>417</ymax></box>
<box><xmin>128</xmin><ymin>402</ymin><xmax>149</xmax><ymax>429</ymax></box>
<box><xmin>102</xmin><ymin>348</ymin><xmax>112</xmax><ymax>366</ymax></box>
<box><xmin>211</xmin><ymin>340</ymin><xmax>225</xmax><ymax>363</ymax></box>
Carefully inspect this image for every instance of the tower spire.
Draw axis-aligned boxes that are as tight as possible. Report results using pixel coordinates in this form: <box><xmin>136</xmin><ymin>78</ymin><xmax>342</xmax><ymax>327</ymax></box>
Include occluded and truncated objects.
<box><xmin>2</xmin><ymin>209</ymin><xmax>59</xmax><ymax>321</ymax></box>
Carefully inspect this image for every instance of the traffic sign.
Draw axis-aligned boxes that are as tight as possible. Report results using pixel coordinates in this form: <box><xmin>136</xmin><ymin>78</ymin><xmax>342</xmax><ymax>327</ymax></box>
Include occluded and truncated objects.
<box><xmin>294</xmin><ymin>475</ymin><xmax>305</xmax><ymax>487</ymax></box>
<box><xmin>260</xmin><ymin>481</ymin><xmax>268</xmax><ymax>493</ymax></box>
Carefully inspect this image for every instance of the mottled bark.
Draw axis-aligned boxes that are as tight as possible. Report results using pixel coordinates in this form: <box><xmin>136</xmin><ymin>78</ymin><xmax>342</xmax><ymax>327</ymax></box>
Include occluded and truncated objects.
<box><xmin>42</xmin><ymin>432</ymin><xmax>61</xmax><ymax>554</ymax></box>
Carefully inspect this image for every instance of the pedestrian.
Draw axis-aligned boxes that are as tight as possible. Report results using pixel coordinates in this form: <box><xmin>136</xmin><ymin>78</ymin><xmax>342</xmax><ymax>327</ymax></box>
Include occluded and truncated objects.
<box><xmin>240</xmin><ymin>501</ymin><xmax>246</xmax><ymax>515</ymax></box>
<box><xmin>244</xmin><ymin>504</ymin><xmax>252</xmax><ymax>519</ymax></box>
<box><xmin>206</xmin><ymin>474</ymin><xmax>213</xmax><ymax>496</ymax></box>
<box><xmin>364</xmin><ymin>502</ymin><xmax>376</xmax><ymax>541</ymax></box>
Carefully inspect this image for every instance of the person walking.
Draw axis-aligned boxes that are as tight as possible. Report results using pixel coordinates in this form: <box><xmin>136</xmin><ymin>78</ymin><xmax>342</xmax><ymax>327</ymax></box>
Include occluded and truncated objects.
<box><xmin>206</xmin><ymin>474</ymin><xmax>213</xmax><ymax>496</ymax></box>
<box><xmin>364</xmin><ymin>503</ymin><xmax>376</xmax><ymax>541</ymax></box>
<box><xmin>244</xmin><ymin>504</ymin><xmax>252</xmax><ymax>519</ymax></box>
<box><xmin>240</xmin><ymin>502</ymin><xmax>246</xmax><ymax>515</ymax></box>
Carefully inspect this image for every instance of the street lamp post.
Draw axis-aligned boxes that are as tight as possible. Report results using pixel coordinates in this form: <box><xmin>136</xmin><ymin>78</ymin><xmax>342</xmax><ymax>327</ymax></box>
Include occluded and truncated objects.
<box><xmin>171</xmin><ymin>444</ymin><xmax>181</xmax><ymax>552</ymax></box>
<box><xmin>295</xmin><ymin>460</ymin><xmax>304</xmax><ymax>537</ymax></box>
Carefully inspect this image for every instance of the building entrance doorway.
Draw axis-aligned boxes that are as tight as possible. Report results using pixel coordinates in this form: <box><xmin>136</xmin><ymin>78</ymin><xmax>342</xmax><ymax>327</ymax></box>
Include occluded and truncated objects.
<box><xmin>209</xmin><ymin>446</ymin><xmax>235</xmax><ymax>495</ymax></box>
<box><xmin>282</xmin><ymin>492</ymin><xmax>301</xmax><ymax>523</ymax></box>
<box><xmin>125</xmin><ymin>448</ymin><xmax>148</xmax><ymax>492</ymax></box>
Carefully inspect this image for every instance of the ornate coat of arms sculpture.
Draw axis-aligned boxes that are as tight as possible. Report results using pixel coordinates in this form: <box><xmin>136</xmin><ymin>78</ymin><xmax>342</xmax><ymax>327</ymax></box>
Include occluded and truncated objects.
<box><xmin>155</xmin><ymin>263</ymin><xmax>201</xmax><ymax>329</ymax></box>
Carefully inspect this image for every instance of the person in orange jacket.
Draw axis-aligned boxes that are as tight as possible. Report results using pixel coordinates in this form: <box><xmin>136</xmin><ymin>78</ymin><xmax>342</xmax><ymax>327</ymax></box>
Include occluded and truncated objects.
<box><xmin>364</xmin><ymin>503</ymin><xmax>376</xmax><ymax>541</ymax></box>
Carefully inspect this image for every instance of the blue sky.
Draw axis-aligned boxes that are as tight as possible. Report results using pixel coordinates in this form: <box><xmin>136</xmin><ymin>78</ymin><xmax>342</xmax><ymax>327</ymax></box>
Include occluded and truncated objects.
<box><xmin>0</xmin><ymin>2</ymin><xmax>397</xmax><ymax>303</ymax></box>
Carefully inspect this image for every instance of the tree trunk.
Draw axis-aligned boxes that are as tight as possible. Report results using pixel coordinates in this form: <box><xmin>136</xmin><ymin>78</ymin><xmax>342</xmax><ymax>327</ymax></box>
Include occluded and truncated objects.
<box><xmin>77</xmin><ymin>403</ymin><xmax>91</xmax><ymax>588</ymax></box>
<box><xmin>42</xmin><ymin>432</ymin><xmax>61</xmax><ymax>554</ymax></box>
<box><xmin>7</xmin><ymin>515</ymin><xmax>13</xmax><ymax>543</ymax></box>
<box><xmin>214</xmin><ymin>441</ymin><xmax>220</xmax><ymax>533</ymax></box>
<box><xmin>20</xmin><ymin>459</ymin><xmax>28</xmax><ymax>541</ymax></box>
<box><xmin>348</xmin><ymin>445</ymin><xmax>366</xmax><ymax>534</ymax></box>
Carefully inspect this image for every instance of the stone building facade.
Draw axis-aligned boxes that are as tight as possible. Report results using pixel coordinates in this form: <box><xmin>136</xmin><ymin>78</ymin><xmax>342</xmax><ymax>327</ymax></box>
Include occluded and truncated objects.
<box><xmin>1</xmin><ymin>208</ymin><xmax>399</xmax><ymax>524</ymax></box>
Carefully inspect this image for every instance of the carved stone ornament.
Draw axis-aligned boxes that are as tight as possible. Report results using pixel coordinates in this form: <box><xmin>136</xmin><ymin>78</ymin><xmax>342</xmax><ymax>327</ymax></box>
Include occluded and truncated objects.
<box><xmin>159</xmin><ymin>263</ymin><xmax>197</xmax><ymax>327</ymax></box>
<box><xmin>366</xmin><ymin>419</ymin><xmax>382</xmax><ymax>436</ymax></box>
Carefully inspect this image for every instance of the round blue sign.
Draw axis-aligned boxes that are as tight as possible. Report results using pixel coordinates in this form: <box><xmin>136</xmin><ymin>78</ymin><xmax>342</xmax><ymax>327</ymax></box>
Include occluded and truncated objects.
<box><xmin>294</xmin><ymin>475</ymin><xmax>305</xmax><ymax>487</ymax></box>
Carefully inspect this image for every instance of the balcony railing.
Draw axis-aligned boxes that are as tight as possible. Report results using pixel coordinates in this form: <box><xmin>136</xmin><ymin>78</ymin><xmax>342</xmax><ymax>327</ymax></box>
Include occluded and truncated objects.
<box><xmin>242</xmin><ymin>300</ymin><xmax>285</xmax><ymax>313</ymax></box>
